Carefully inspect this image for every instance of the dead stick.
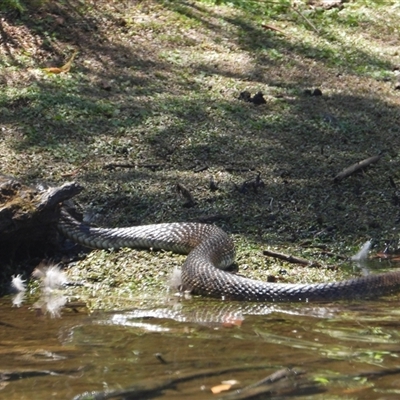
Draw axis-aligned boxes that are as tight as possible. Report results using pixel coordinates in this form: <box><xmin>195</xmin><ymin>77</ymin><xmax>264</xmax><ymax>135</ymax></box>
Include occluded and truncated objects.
<box><xmin>333</xmin><ymin>155</ymin><xmax>382</xmax><ymax>183</ymax></box>
<box><xmin>103</xmin><ymin>163</ymin><xmax>162</xmax><ymax>170</ymax></box>
<box><xmin>261</xmin><ymin>23</ymin><xmax>286</xmax><ymax>35</ymax></box>
<box><xmin>263</xmin><ymin>250</ymin><xmax>313</xmax><ymax>266</ymax></box>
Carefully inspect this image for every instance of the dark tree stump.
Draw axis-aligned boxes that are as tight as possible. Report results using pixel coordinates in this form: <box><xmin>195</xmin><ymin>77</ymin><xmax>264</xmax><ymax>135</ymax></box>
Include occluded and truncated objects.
<box><xmin>0</xmin><ymin>175</ymin><xmax>83</xmax><ymax>260</ymax></box>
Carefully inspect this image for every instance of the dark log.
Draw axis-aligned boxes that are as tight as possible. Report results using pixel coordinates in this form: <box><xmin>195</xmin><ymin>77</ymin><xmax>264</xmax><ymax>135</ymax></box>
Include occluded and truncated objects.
<box><xmin>0</xmin><ymin>175</ymin><xmax>83</xmax><ymax>258</ymax></box>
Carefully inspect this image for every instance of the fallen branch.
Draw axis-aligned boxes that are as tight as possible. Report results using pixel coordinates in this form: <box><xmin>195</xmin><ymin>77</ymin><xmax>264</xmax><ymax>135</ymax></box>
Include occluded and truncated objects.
<box><xmin>333</xmin><ymin>154</ymin><xmax>382</xmax><ymax>183</ymax></box>
<box><xmin>263</xmin><ymin>249</ymin><xmax>317</xmax><ymax>266</ymax></box>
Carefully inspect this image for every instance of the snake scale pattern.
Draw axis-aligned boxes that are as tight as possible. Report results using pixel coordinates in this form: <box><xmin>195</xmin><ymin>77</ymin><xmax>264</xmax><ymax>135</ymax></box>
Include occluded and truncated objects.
<box><xmin>58</xmin><ymin>209</ymin><xmax>400</xmax><ymax>302</ymax></box>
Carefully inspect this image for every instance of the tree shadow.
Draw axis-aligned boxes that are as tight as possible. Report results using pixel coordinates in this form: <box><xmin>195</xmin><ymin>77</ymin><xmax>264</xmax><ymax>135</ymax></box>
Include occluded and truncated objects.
<box><xmin>167</xmin><ymin>0</ymin><xmax>396</xmax><ymax>76</ymax></box>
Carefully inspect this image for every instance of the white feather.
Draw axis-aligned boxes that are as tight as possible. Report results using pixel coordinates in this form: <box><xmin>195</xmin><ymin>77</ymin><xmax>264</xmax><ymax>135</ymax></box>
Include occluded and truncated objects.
<box><xmin>11</xmin><ymin>274</ymin><xmax>26</xmax><ymax>293</ymax></box>
<box><xmin>351</xmin><ymin>240</ymin><xmax>372</xmax><ymax>261</ymax></box>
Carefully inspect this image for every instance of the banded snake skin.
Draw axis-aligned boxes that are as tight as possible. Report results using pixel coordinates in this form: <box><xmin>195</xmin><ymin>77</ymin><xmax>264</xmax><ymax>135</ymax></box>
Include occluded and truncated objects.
<box><xmin>58</xmin><ymin>209</ymin><xmax>400</xmax><ymax>302</ymax></box>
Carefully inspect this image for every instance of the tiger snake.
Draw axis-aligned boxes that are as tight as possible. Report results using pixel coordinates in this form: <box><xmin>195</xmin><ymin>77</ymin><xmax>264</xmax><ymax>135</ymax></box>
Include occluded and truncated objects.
<box><xmin>58</xmin><ymin>209</ymin><xmax>400</xmax><ymax>302</ymax></box>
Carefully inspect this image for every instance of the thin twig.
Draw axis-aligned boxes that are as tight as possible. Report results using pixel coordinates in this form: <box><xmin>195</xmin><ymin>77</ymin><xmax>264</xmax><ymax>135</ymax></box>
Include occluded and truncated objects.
<box><xmin>103</xmin><ymin>163</ymin><xmax>162</xmax><ymax>171</ymax></box>
<box><xmin>291</xmin><ymin>5</ymin><xmax>320</xmax><ymax>33</ymax></box>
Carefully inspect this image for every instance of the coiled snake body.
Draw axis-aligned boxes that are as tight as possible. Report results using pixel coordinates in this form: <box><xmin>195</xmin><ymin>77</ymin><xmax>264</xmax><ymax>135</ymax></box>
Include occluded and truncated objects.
<box><xmin>58</xmin><ymin>210</ymin><xmax>400</xmax><ymax>302</ymax></box>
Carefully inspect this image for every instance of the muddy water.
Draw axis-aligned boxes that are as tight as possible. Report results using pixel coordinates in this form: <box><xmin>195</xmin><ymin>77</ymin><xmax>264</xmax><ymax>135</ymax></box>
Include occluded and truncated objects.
<box><xmin>2</xmin><ymin>292</ymin><xmax>400</xmax><ymax>399</ymax></box>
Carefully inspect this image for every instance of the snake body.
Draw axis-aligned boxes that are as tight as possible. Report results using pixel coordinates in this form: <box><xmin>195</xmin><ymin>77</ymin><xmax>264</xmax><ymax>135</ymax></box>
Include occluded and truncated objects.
<box><xmin>58</xmin><ymin>210</ymin><xmax>400</xmax><ymax>302</ymax></box>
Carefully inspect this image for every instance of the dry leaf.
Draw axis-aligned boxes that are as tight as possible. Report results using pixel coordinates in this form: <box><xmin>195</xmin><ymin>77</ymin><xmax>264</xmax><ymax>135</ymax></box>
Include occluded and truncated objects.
<box><xmin>43</xmin><ymin>50</ymin><xmax>78</xmax><ymax>74</ymax></box>
<box><xmin>211</xmin><ymin>383</ymin><xmax>233</xmax><ymax>394</ymax></box>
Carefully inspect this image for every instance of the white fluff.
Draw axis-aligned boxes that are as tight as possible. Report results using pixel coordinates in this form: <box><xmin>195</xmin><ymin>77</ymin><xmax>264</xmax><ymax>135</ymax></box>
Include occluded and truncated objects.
<box><xmin>168</xmin><ymin>267</ymin><xmax>182</xmax><ymax>291</ymax></box>
<box><xmin>351</xmin><ymin>240</ymin><xmax>372</xmax><ymax>261</ymax></box>
<box><xmin>32</xmin><ymin>264</ymin><xmax>68</xmax><ymax>291</ymax></box>
<box><xmin>42</xmin><ymin>265</ymin><xmax>68</xmax><ymax>290</ymax></box>
<box><xmin>11</xmin><ymin>274</ymin><xmax>26</xmax><ymax>293</ymax></box>
<box><xmin>12</xmin><ymin>292</ymin><xmax>26</xmax><ymax>307</ymax></box>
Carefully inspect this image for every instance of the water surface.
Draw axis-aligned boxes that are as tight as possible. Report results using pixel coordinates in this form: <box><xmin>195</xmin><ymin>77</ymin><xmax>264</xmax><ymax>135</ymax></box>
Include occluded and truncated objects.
<box><xmin>2</xmin><ymin>290</ymin><xmax>400</xmax><ymax>399</ymax></box>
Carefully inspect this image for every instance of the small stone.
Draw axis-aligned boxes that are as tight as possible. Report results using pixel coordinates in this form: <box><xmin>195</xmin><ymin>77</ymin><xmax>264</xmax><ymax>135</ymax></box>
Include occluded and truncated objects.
<box><xmin>312</xmin><ymin>88</ymin><xmax>323</xmax><ymax>96</ymax></box>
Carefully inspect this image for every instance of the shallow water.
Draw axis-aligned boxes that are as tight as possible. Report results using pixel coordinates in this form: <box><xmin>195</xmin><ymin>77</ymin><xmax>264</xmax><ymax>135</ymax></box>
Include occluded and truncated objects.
<box><xmin>2</xmin><ymin>288</ymin><xmax>400</xmax><ymax>400</ymax></box>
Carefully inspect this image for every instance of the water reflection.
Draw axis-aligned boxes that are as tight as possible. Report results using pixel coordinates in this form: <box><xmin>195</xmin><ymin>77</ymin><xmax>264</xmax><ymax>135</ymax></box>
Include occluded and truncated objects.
<box><xmin>11</xmin><ymin>264</ymin><xmax>71</xmax><ymax>317</ymax></box>
<box><xmin>2</xmin><ymin>296</ymin><xmax>400</xmax><ymax>399</ymax></box>
<box><xmin>98</xmin><ymin>299</ymin><xmax>339</xmax><ymax>331</ymax></box>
